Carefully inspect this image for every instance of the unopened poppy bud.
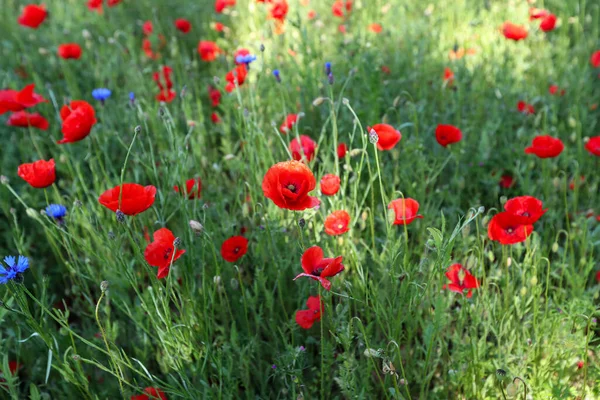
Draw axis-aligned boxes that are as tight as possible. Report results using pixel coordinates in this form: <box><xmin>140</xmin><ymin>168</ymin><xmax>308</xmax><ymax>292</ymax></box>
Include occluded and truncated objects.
<box><xmin>506</xmin><ymin>257</ymin><xmax>512</xmax><ymax>267</ymax></box>
<box><xmin>214</xmin><ymin>275</ymin><xmax>221</xmax><ymax>285</ymax></box>
<box><xmin>72</xmin><ymin>354</ymin><xmax>81</xmax><ymax>361</ymax></box>
<box><xmin>260</xmin><ymin>43</ymin><xmax>265</xmax><ymax>52</ymax></box>
<box><xmin>342</xmin><ymin>98</ymin><xmax>349</xmax><ymax>105</ymax></box>
<box><xmin>369</xmin><ymin>129</ymin><xmax>379</xmax><ymax>144</ymax></box>
<box><xmin>477</xmin><ymin>206</ymin><xmax>485</xmax><ymax>214</ymax></box>
<box><xmin>506</xmin><ymin>383</ymin><xmax>518</xmax><ymax>397</ymax></box>
<box><xmin>312</xmin><ymin>97</ymin><xmax>325</xmax><ymax>106</ymax></box>
<box><xmin>100</xmin><ymin>280</ymin><xmax>109</xmax><ymax>292</ymax></box>
<box><xmin>496</xmin><ymin>369</ymin><xmax>507</xmax><ymax>379</ymax></box>
<box><xmin>189</xmin><ymin>220</ymin><xmax>203</xmax><ymax>234</ymax></box>
<box><xmin>499</xmin><ymin>196</ymin><xmax>507</xmax><ymax>205</ymax></box>
<box><xmin>0</xmin><ymin>175</ymin><xmax>8</xmax><ymax>185</ymax></box>
<box><xmin>552</xmin><ymin>242</ymin><xmax>559</xmax><ymax>252</ymax></box>
<box><xmin>399</xmin><ymin>378</ymin><xmax>406</xmax><ymax>385</ymax></box>
<box><xmin>298</xmin><ymin>218</ymin><xmax>306</xmax><ymax>228</ymax></box>
<box><xmin>173</xmin><ymin>237</ymin><xmax>181</xmax><ymax>247</ymax></box>
<box><xmin>116</xmin><ymin>209</ymin><xmax>125</xmax><ymax>223</ymax></box>
<box><xmin>26</xmin><ymin>208</ymin><xmax>37</xmax><ymax>218</ymax></box>
<box><xmin>230</xmin><ymin>278</ymin><xmax>239</xmax><ymax>290</ymax></box>
<box><xmin>530</xmin><ymin>276</ymin><xmax>537</xmax><ymax>286</ymax></box>
<box><xmin>134</xmin><ymin>125</ymin><xmax>142</xmax><ymax>134</ymax></box>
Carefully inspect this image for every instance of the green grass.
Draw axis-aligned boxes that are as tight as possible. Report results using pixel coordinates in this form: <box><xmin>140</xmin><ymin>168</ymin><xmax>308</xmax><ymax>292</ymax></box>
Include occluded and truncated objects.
<box><xmin>1</xmin><ymin>0</ymin><xmax>600</xmax><ymax>398</ymax></box>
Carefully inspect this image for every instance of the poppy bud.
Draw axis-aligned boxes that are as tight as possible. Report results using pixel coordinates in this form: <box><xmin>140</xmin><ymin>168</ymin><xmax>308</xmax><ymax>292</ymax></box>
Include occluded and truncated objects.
<box><xmin>0</xmin><ymin>175</ymin><xmax>8</xmax><ymax>185</ymax></box>
<box><xmin>368</xmin><ymin>129</ymin><xmax>379</xmax><ymax>144</ymax></box>
<box><xmin>260</xmin><ymin>44</ymin><xmax>265</xmax><ymax>52</ymax></box>
<box><xmin>342</xmin><ymin>98</ymin><xmax>349</xmax><ymax>105</ymax></box>
<box><xmin>100</xmin><ymin>281</ymin><xmax>109</xmax><ymax>292</ymax></box>
<box><xmin>312</xmin><ymin>97</ymin><xmax>325</xmax><ymax>106</ymax></box>
<box><xmin>116</xmin><ymin>209</ymin><xmax>125</xmax><ymax>223</ymax></box>
<box><xmin>173</xmin><ymin>237</ymin><xmax>181</xmax><ymax>247</ymax></box>
<box><xmin>298</xmin><ymin>218</ymin><xmax>306</xmax><ymax>228</ymax></box>
<box><xmin>189</xmin><ymin>220</ymin><xmax>204</xmax><ymax>235</ymax></box>
<box><xmin>496</xmin><ymin>369</ymin><xmax>507</xmax><ymax>379</ymax></box>
<box><xmin>506</xmin><ymin>383</ymin><xmax>518</xmax><ymax>397</ymax></box>
<box><xmin>135</xmin><ymin>125</ymin><xmax>142</xmax><ymax>134</ymax></box>
<box><xmin>26</xmin><ymin>208</ymin><xmax>37</xmax><ymax>218</ymax></box>
<box><xmin>399</xmin><ymin>378</ymin><xmax>406</xmax><ymax>385</ymax></box>
<box><xmin>551</xmin><ymin>242</ymin><xmax>559</xmax><ymax>252</ymax></box>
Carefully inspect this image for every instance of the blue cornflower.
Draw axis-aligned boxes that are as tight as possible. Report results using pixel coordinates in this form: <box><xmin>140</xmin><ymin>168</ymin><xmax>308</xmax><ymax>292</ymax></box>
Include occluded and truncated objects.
<box><xmin>45</xmin><ymin>204</ymin><xmax>67</xmax><ymax>219</ymax></box>
<box><xmin>273</xmin><ymin>69</ymin><xmax>281</xmax><ymax>83</ymax></box>
<box><xmin>235</xmin><ymin>54</ymin><xmax>257</xmax><ymax>66</ymax></box>
<box><xmin>92</xmin><ymin>88</ymin><xmax>112</xmax><ymax>102</ymax></box>
<box><xmin>325</xmin><ymin>62</ymin><xmax>332</xmax><ymax>75</ymax></box>
<box><xmin>0</xmin><ymin>255</ymin><xmax>29</xmax><ymax>285</ymax></box>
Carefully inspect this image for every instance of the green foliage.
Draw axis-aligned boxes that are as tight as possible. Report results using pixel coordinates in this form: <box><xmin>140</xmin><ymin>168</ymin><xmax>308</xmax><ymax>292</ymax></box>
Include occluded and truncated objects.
<box><xmin>1</xmin><ymin>0</ymin><xmax>599</xmax><ymax>398</ymax></box>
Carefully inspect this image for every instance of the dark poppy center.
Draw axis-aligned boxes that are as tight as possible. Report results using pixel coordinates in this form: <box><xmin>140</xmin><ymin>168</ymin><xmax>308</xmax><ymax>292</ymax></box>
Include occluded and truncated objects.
<box><xmin>287</xmin><ymin>184</ymin><xmax>297</xmax><ymax>193</ymax></box>
<box><xmin>522</xmin><ymin>212</ymin><xmax>530</xmax><ymax>217</ymax></box>
<box><xmin>506</xmin><ymin>227</ymin><xmax>515</xmax><ymax>234</ymax></box>
<box><xmin>163</xmin><ymin>247</ymin><xmax>173</xmax><ymax>260</ymax></box>
<box><xmin>313</xmin><ymin>267</ymin><xmax>324</xmax><ymax>276</ymax></box>
<box><xmin>234</xmin><ymin>247</ymin><xmax>240</xmax><ymax>254</ymax></box>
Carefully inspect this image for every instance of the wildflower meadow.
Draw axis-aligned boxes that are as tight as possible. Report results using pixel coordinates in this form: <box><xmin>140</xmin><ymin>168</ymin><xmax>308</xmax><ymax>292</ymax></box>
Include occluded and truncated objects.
<box><xmin>2</xmin><ymin>0</ymin><xmax>600</xmax><ymax>398</ymax></box>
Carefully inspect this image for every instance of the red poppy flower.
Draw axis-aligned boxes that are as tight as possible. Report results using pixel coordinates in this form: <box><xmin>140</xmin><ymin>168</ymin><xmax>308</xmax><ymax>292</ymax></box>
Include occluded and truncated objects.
<box><xmin>262</xmin><ymin>160</ymin><xmax>320</xmax><ymax>211</ymax></box>
<box><xmin>435</xmin><ymin>124</ymin><xmax>462</xmax><ymax>147</ymax></box>
<box><xmin>174</xmin><ymin>18</ymin><xmax>191</xmax><ymax>33</ymax></box>
<box><xmin>154</xmin><ymin>66</ymin><xmax>175</xmax><ymax>103</ymax></box>
<box><xmin>337</xmin><ymin>143</ymin><xmax>348</xmax><ymax>158</ymax></box>
<box><xmin>529</xmin><ymin>8</ymin><xmax>549</xmax><ymax>20</ymax></box>
<box><xmin>87</xmin><ymin>0</ymin><xmax>102</xmax><ymax>13</ymax></box>
<box><xmin>17</xmin><ymin>159</ymin><xmax>55</xmax><ymax>188</ymax></box>
<box><xmin>368</xmin><ymin>124</ymin><xmax>401</xmax><ymax>151</ymax></box>
<box><xmin>198</xmin><ymin>41</ymin><xmax>222</xmax><ymax>62</ymax></box>
<box><xmin>18</xmin><ymin>4</ymin><xmax>47</xmax><ymax>29</ymax></box>
<box><xmin>540</xmin><ymin>14</ymin><xmax>557</xmax><ymax>32</ymax></box>
<box><xmin>442</xmin><ymin>264</ymin><xmax>479</xmax><ymax>298</ymax></box>
<box><xmin>338</xmin><ymin>24</ymin><xmax>347</xmax><ymax>34</ymax></box>
<box><xmin>0</xmin><ymin>84</ymin><xmax>47</xmax><ymax>115</ymax></box>
<box><xmin>295</xmin><ymin>295</ymin><xmax>323</xmax><ymax>329</ymax></box>
<box><xmin>131</xmin><ymin>387</ymin><xmax>167</xmax><ymax>400</ymax></box>
<box><xmin>502</xmin><ymin>22</ymin><xmax>528</xmax><ymax>41</ymax></box>
<box><xmin>443</xmin><ymin>67</ymin><xmax>455</xmax><ymax>84</ymax></box>
<box><xmin>58</xmin><ymin>43</ymin><xmax>82</xmax><ymax>60</ymax></box>
<box><xmin>448</xmin><ymin>47</ymin><xmax>476</xmax><ymax>60</ymax></box>
<box><xmin>208</xmin><ymin>86</ymin><xmax>221</xmax><ymax>107</ymax></box>
<box><xmin>332</xmin><ymin>0</ymin><xmax>352</xmax><ymax>18</ymax></box>
<box><xmin>7</xmin><ymin>111</ymin><xmax>49</xmax><ymax>130</ymax></box>
<box><xmin>324</xmin><ymin>210</ymin><xmax>350</xmax><ymax>236</ymax></box>
<box><xmin>173</xmin><ymin>178</ymin><xmax>202</xmax><ymax>199</ymax></box>
<box><xmin>213</xmin><ymin>22</ymin><xmax>225</xmax><ymax>32</ymax></box>
<box><xmin>142</xmin><ymin>38</ymin><xmax>160</xmax><ymax>60</ymax></box>
<box><xmin>591</xmin><ymin>50</ymin><xmax>600</xmax><ymax>68</ymax></box>
<box><xmin>280</xmin><ymin>114</ymin><xmax>298</xmax><ymax>134</ymax></box>
<box><xmin>504</xmin><ymin>196</ymin><xmax>547</xmax><ymax>224</ymax></box>
<box><xmin>388</xmin><ymin>198</ymin><xmax>423</xmax><ymax>225</ymax></box>
<box><xmin>369</xmin><ymin>23</ymin><xmax>382</xmax><ymax>33</ymax></box>
<box><xmin>517</xmin><ymin>101</ymin><xmax>535</xmax><ymax>114</ymax></box>
<box><xmin>499</xmin><ymin>175</ymin><xmax>514</xmax><ymax>188</ymax></box>
<box><xmin>585</xmin><ymin>136</ymin><xmax>600</xmax><ymax>156</ymax></box>
<box><xmin>0</xmin><ymin>361</ymin><xmax>20</xmax><ymax>386</ymax></box>
<box><xmin>221</xmin><ymin>236</ymin><xmax>248</xmax><ymax>263</ymax></box>
<box><xmin>142</xmin><ymin>21</ymin><xmax>153</xmax><ymax>36</ymax></box>
<box><xmin>211</xmin><ymin>112</ymin><xmax>221</xmax><ymax>124</ymax></box>
<box><xmin>307</xmin><ymin>10</ymin><xmax>316</xmax><ymax>19</ymax></box>
<box><xmin>294</xmin><ymin>246</ymin><xmax>344</xmax><ymax>291</ymax></box>
<box><xmin>320</xmin><ymin>174</ymin><xmax>341</xmax><ymax>196</ymax></box>
<box><xmin>98</xmin><ymin>183</ymin><xmax>157</xmax><ymax>215</ymax></box>
<box><xmin>144</xmin><ymin>228</ymin><xmax>185</xmax><ymax>279</ymax></box>
<box><xmin>487</xmin><ymin>212</ymin><xmax>533</xmax><ymax>245</ymax></box>
<box><xmin>597</xmin><ymin>271</ymin><xmax>600</xmax><ymax>283</ymax></box>
<box><xmin>290</xmin><ymin>135</ymin><xmax>317</xmax><ymax>162</ymax></box>
<box><xmin>215</xmin><ymin>0</ymin><xmax>236</xmax><ymax>13</ymax></box>
<box><xmin>225</xmin><ymin>65</ymin><xmax>248</xmax><ymax>92</ymax></box>
<box><xmin>548</xmin><ymin>85</ymin><xmax>565</xmax><ymax>96</ymax></box>
<box><xmin>270</xmin><ymin>0</ymin><xmax>289</xmax><ymax>22</ymax></box>
<box><xmin>58</xmin><ymin>100</ymin><xmax>97</xmax><ymax>144</ymax></box>
<box><xmin>525</xmin><ymin>135</ymin><xmax>564</xmax><ymax>158</ymax></box>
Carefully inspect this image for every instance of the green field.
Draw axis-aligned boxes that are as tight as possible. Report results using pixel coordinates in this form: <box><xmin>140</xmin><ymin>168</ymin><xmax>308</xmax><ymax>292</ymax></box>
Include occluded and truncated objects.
<box><xmin>1</xmin><ymin>0</ymin><xmax>600</xmax><ymax>398</ymax></box>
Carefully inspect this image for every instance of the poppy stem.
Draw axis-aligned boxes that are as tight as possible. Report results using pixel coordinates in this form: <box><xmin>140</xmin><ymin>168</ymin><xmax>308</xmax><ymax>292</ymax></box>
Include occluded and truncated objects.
<box><xmin>118</xmin><ymin>126</ymin><xmax>140</xmax><ymax>209</ymax></box>
<box><xmin>319</xmin><ymin>284</ymin><xmax>325</xmax><ymax>400</ymax></box>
